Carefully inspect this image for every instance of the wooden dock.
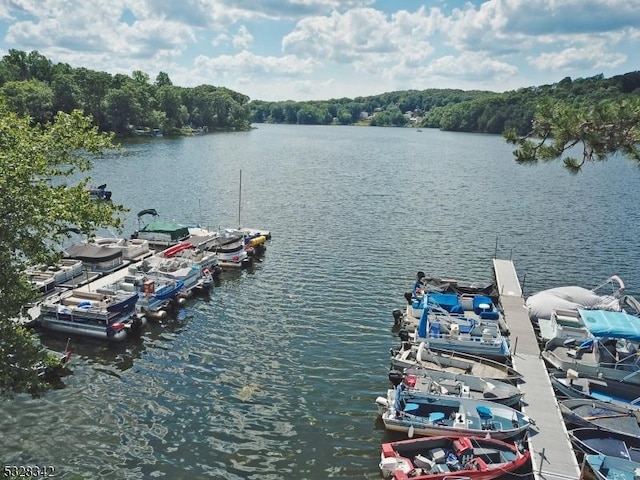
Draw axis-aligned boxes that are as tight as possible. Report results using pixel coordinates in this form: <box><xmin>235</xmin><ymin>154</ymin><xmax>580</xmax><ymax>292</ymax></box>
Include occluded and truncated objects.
<box><xmin>493</xmin><ymin>258</ymin><xmax>581</xmax><ymax>480</ymax></box>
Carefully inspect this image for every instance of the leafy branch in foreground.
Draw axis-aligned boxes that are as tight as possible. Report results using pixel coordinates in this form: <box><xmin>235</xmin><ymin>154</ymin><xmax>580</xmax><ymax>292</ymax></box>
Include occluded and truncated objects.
<box><xmin>504</xmin><ymin>98</ymin><xmax>640</xmax><ymax>173</ymax></box>
<box><xmin>0</xmin><ymin>102</ymin><xmax>127</xmax><ymax>398</ymax></box>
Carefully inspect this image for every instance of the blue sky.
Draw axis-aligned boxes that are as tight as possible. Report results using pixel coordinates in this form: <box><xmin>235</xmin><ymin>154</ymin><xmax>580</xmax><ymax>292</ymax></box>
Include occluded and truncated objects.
<box><xmin>0</xmin><ymin>0</ymin><xmax>638</xmax><ymax>101</ymax></box>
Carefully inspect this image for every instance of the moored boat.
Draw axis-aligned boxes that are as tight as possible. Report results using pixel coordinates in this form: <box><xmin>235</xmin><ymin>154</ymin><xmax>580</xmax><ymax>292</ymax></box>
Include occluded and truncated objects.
<box><xmin>375</xmin><ymin>384</ymin><xmax>532</xmax><ymax>440</ymax></box>
<box><xmin>131</xmin><ymin>209</ymin><xmax>191</xmax><ymax>248</ymax></box>
<box><xmin>581</xmin><ymin>453</ymin><xmax>640</xmax><ymax>480</ymax></box>
<box><xmin>408</xmin><ymin>293</ymin><xmax>511</xmax><ymax>361</ymax></box>
<box><xmin>569</xmin><ymin>428</ymin><xmax>640</xmax><ymax>461</ymax></box>
<box><xmin>93</xmin><ymin>272</ymin><xmax>184</xmax><ymax>321</ymax></box>
<box><xmin>65</xmin><ymin>242</ymin><xmax>126</xmax><ymax>275</ymax></box>
<box><xmin>390</xmin><ymin>366</ymin><xmax>523</xmax><ymax>407</ymax></box>
<box><xmin>91</xmin><ymin>237</ymin><xmax>151</xmax><ymax>261</ymax></box>
<box><xmin>36</xmin><ymin>289</ymin><xmax>145</xmax><ymax>341</ymax></box>
<box><xmin>379</xmin><ymin>434</ymin><xmax>530</xmax><ymax>480</ymax></box>
<box><xmin>525</xmin><ymin>275</ymin><xmax>627</xmax><ymax>324</ymax></box>
<box><xmin>559</xmin><ymin>398</ymin><xmax>640</xmax><ymax>437</ymax></box>
<box><xmin>87</xmin><ymin>183</ymin><xmax>112</xmax><ymax>201</ymax></box>
<box><xmin>550</xmin><ymin>369</ymin><xmax>640</xmax><ymax>411</ymax></box>
<box><xmin>541</xmin><ymin>309</ymin><xmax>640</xmax><ymax>385</ymax></box>
<box><xmin>391</xmin><ymin>341</ymin><xmax>522</xmax><ymax>384</ymax></box>
<box><xmin>25</xmin><ymin>258</ymin><xmax>85</xmax><ymax>295</ymax></box>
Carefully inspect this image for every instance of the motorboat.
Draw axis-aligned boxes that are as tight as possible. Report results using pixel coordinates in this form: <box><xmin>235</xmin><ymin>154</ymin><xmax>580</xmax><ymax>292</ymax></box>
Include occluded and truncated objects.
<box><xmin>569</xmin><ymin>428</ymin><xmax>640</xmax><ymax>461</ymax></box>
<box><xmin>526</xmin><ymin>275</ymin><xmax>628</xmax><ymax>324</ymax></box>
<box><xmin>36</xmin><ymin>289</ymin><xmax>145</xmax><ymax>341</ymax></box>
<box><xmin>379</xmin><ymin>434</ymin><xmax>530</xmax><ymax>480</ymax></box>
<box><xmin>581</xmin><ymin>453</ymin><xmax>640</xmax><ymax>480</ymax></box>
<box><xmin>389</xmin><ymin>367</ymin><xmax>523</xmax><ymax>407</ymax></box>
<box><xmin>375</xmin><ymin>384</ymin><xmax>532</xmax><ymax>440</ymax></box>
<box><xmin>87</xmin><ymin>183</ymin><xmax>111</xmax><ymax>201</ymax></box>
<box><xmin>541</xmin><ymin>309</ymin><xmax>640</xmax><ymax>385</ymax></box>
<box><xmin>559</xmin><ymin>398</ymin><xmax>640</xmax><ymax>437</ymax></box>
<box><xmin>391</xmin><ymin>341</ymin><xmax>522</xmax><ymax>384</ymax></box>
<box><xmin>550</xmin><ymin>369</ymin><xmax>640</xmax><ymax>411</ymax></box>
<box><xmin>91</xmin><ymin>237</ymin><xmax>151</xmax><ymax>261</ymax></box>
<box><xmin>131</xmin><ymin>209</ymin><xmax>191</xmax><ymax>248</ymax></box>
<box><xmin>93</xmin><ymin>271</ymin><xmax>184</xmax><ymax>321</ymax></box>
<box><xmin>407</xmin><ymin>296</ymin><xmax>511</xmax><ymax>361</ymax></box>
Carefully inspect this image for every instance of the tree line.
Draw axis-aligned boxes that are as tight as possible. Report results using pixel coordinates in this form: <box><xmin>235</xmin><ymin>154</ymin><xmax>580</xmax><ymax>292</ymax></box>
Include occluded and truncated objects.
<box><xmin>248</xmin><ymin>72</ymin><xmax>640</xmax><ymax>135</ymax></box>
<box><xmin>0</xmin><ymin>49</ymin><xmax>252</xmax><ymax>135</ymax></box>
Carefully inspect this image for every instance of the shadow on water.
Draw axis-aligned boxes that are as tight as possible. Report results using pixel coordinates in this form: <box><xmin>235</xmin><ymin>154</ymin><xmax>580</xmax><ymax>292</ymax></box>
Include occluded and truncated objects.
<box><xmin>37</xmin><ymin>328</ymin><xmax>146</xmax><ymax>373</ymax></box>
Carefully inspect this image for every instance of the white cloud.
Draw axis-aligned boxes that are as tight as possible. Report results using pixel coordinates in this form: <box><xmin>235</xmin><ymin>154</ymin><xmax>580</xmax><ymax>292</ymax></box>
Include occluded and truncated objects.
<box><xmin>232</xmin><ymin>25</ymin><xmax>254</xmax><ymax>49</ymax></box>
<box><xmin>194</xmin><ymin>50</ymin><xmax>317</xmax><ymax>77</ymax></box>
<box><xmin>0</xmin><ymin>0</ymin><xmax>637</xmax><ymax>100</ymax></box>
<box><xmin>5</xmin><ymin>1</ymin><xmax>195</xmax><ymax>58</ymax></box>
<box><xmin>529</xmin><ymin>45</ymin><xmax>627</xmax><ymax>71</ymax></box>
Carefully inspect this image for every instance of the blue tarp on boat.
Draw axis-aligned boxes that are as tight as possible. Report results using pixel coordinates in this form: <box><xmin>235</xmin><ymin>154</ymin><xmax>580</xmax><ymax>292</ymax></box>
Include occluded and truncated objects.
<box><xmin>579</xmin><ymin>309</ymin><xmax>640</xmax><ymax>341</ymax></box>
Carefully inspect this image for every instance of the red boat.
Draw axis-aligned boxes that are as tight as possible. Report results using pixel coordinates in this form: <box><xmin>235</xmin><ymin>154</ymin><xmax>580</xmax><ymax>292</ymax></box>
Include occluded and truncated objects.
<box><xmin>379</xmin><ymin>435</ymin><xmax>530</xmax><ymax>480</ymax></box>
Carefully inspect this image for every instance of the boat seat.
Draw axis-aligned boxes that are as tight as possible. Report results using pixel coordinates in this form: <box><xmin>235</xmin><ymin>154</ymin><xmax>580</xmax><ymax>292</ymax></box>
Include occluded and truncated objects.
<box><xmin>480</xmin><ymin>310</ymin><xmax>500</xmax><ymax>320</ymax></box>
<box><xmin>404</xmin><ymin>403</ymin><xmax>419</xmax><ymax>413</ymax></box>
<box><xmin>476</xmin><ymin>406</ymin><xmax>494</xmax><ymax>429</ymax></box>
<box><xmin>428</xmin><ymin>412</ymin><xmax>445</xmax><ymax>424</ymax></box>
<box><xmin>458</xmin><ymin>319</ymin><xmax>475</xmax><ymax>334</ymax></box>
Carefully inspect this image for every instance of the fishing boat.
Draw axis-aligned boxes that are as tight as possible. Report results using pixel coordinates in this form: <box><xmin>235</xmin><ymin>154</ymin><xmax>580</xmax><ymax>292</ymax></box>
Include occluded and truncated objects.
<box><xmin>550</xmin><ymin>369</ymin><xmax>640</xmax><ymax>410</ymax></box>
<box><xmin>391</xmin><ymin>341</ymin><xmax>522</xmax><ymax>384</ymax></box>
<box><xmin>405</xmin><ymin>291</ymin><xmax>511</xmax><ymax>361</ymax></box>
<box><xmin>581</xmin><ymin>453</ymin><xmax>640</xmax><ymax>480</ymax></box>
<box><xmin>559</xmin><ymin>398</ymin><xmax>640</xmax><ymax>437</ymax></box>
<box><xmin>401</xmin><ymin>272</ymin><xmax>498</xmax><ymax>326</ymax></box>
<box><xmin>379</xmin><ymin>435</ymin><xmax>530</xmax><ymax>480</ymax></box>
<box><xmin>541</xmin><ymin>309</ymin><xmax>640</xmax><ymax>385</ymax></box>
<box><xmin>389</xmin><ymin>366</ymin><xmax>523</xmax><ymax>407</ymax></box>
<box><xmin>569</xmin><ymin>428</ymin><xmax>640</xmax><ymax>461</ymax></box>
<box><xmin>375</xmin><ymin>384</ymin><xmax>532</xmax><ymax>440</ymax></box>
<box><xmin>36</xmin><ymin>289</ymin><xmax>145</xmax><ymax>341</ymax></box>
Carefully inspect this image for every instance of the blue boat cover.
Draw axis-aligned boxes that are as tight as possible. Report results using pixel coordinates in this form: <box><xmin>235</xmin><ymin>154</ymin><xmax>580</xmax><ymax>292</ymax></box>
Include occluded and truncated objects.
<box><xmin>427</xmin><ymin>293</ymin><xmax>459</xmax><ymax>312</ymax></box>
<box><xmin>579</xmin><ymin>309</ymin><xmax>640</xmax><ymax>341</ymax></box>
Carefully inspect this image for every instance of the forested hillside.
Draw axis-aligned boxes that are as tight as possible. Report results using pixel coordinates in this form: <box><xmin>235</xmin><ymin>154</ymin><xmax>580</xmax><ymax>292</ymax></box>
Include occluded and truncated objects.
<box><xmin>2</xmin><ymin>49</ymin><xmax>639</xmax><ymax>137</ymax></box>
<box><xmin>248</xmin><ymin>72</ymin><xmax>640</xmax><ymax>135</ymax></box>
<box><xmin>0</xmin><ymin>49</ymin><xmax>252</xmax><ymax>135</ymax></box>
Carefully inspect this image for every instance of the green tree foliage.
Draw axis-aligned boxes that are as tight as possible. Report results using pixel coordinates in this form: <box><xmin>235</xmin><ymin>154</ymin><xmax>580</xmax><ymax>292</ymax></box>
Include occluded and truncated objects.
<box><xmin>247</xmin><ymin>72</ymin><xmax>640</xmax><ymax>136</ymax></box>
<box><xmin>504</xmin><ymin>98</ymin><xmax>640</xmax><ymax>172</ymax></box>
<box><xmin>0</xmin><ymin>79</ymin><xmax>54</xmax><ymax>123</ymax></box>
<box><xmin>0</xmin><ymin>50</ymin><xmax>251</xmax><ymax>135</ymax></box>
<box><xmin>0</xmin><ymin>103</ymin><xmax>127</xmax><ymax>397</ymax></box>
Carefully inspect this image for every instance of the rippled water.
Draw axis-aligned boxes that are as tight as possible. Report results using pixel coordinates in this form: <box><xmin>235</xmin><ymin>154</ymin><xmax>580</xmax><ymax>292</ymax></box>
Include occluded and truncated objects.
<box><xmin>3</xmin><ymin>124</ymin><xmax>640</xmax><ymax>479</ymax></box>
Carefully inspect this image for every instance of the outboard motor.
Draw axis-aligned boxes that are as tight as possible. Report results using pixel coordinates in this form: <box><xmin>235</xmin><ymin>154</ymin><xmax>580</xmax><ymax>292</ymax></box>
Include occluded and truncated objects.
<box><xmin>404</xmin><ymin>291</ymin><xmax>413</xmax><ymax>304</ymax></box>
<box><xmin>392</xmin><ymin>309</ymin><xmax>403</xmax><ymax>326</ymax></box>
<box><xmin>388</xmin><ymin>370</ymin><xmax>404</xmax><ymax>387</ymax></box>
<box><xmin>417</xmin><ymin>271</ymin><xmax>426</xmax><ymax>281</ymax></box>
<box><xmin>398</xmin><ymin>329</ymin><xmax>410</xmax><ymax>343</ymax></box>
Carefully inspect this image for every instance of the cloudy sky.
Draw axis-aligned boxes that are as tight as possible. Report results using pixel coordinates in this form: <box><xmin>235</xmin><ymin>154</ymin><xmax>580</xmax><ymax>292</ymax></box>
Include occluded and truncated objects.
<box><xmin>1</xmin><ymin>0</ymin><xmax>638</xmax><ymax>102</ymax></box>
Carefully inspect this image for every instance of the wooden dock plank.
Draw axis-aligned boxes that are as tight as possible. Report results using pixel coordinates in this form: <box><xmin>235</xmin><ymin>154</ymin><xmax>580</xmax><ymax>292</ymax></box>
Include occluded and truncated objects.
<box><xmin>495</xmin><ymin>259</ymin><xmax>581</xmax><ymax>480</ymax></box>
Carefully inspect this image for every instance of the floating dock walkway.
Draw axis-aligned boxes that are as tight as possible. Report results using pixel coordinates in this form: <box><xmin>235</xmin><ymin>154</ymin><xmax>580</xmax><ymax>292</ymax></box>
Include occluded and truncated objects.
<box><xmin>493</xmin><ymin>258</ymin><xmax>581</xmax><ymax>480</ymax></box>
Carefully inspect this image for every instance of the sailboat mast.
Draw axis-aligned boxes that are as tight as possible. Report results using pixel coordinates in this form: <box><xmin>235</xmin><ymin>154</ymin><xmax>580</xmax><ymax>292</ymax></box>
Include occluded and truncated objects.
<box><xmin>238</xmin><ymin>169</ymin><xmax>242</xmax><ymax>228</ymax></box>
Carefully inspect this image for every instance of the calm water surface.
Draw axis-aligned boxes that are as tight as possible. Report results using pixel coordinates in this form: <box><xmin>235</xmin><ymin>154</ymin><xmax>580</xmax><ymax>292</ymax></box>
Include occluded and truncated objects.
<box><xmin>3</xmin><ymin>124</ymin><xmax>640</xmax><ymax>479</ymax></box>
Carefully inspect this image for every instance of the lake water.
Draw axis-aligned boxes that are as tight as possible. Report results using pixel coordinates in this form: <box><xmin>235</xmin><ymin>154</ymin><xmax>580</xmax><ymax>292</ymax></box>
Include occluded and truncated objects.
<box><xmin>3</xmin><ymin>124</ymin><xmax>640</xmax><ymax>479</ymax></box>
